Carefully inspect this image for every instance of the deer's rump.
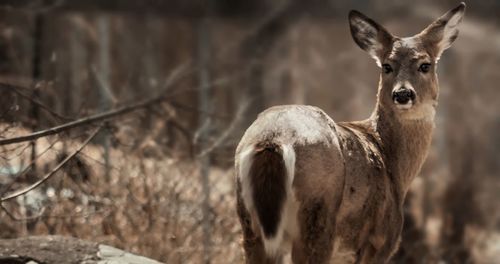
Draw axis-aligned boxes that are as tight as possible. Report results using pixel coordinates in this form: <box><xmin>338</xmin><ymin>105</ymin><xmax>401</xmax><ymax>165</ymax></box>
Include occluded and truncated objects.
<box><xmin>235</xmin><ymin>105</ymin><xmax>345</xmax><ymax>257</ymax></box>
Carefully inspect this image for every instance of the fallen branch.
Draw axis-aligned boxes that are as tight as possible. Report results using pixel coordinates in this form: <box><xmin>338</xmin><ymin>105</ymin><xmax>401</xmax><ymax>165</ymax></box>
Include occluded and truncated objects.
<box><xmin>0</xmin><ymin>127</ymin><xmax>101</xmax><ymax>202</ymax></box>
<box><xmin>0</xmin><ymin>61</ymin><xmax>191</xmax><ymax>146</ymax></box>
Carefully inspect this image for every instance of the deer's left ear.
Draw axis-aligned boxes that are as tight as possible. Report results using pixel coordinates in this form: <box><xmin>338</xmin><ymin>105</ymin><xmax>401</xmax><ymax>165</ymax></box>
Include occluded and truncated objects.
<box><xmin>349</xmin><ymin>10</ymin><xmax>393</xmax><ymax>66</ymax></box>
<box><xmin>419</xmin><ymin>2</ymin><xmax>466</xmax><ymax>60</ymax></box>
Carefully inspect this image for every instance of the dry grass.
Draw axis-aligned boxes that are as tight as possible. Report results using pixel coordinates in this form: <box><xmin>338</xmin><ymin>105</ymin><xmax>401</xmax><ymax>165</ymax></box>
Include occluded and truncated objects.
<box><xmin>0</xmin><ymin>128</ymin><xmax>243</xmax><ymax>263</ymax></box>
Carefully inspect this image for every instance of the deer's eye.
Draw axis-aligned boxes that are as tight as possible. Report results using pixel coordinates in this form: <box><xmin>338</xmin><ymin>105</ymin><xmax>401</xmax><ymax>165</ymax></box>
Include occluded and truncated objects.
<box><xmin>382</xmin><ymin>64</ymin><xmax>393</xmax><ymax>74</ymax></box>
<box><xmin>418</xmin><ymin>63</ymin><xmax>431</xmax><ymax>73</ymax></box>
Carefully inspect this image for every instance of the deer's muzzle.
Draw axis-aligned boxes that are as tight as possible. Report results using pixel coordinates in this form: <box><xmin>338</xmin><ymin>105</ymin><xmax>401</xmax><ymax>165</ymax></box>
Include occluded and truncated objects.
<box><xmin>392</xmin><ymin>87</ymin><xmax>416</xmax><ymax>108</ymax></box>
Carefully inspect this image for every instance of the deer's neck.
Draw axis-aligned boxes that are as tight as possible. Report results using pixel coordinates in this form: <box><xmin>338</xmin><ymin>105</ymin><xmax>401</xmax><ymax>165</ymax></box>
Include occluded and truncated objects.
<box><xmin>371</xmin><ymin>106</ymin><xmax>435</xmax><ymax>197</ymax></box>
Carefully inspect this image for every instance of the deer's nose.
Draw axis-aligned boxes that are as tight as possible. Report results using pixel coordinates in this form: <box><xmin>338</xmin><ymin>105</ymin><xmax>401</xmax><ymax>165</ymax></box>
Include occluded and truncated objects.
<box><xmin>392</xmin><ymin>87</ymin><xmax>416</xmax><ymax>105</ymax></box>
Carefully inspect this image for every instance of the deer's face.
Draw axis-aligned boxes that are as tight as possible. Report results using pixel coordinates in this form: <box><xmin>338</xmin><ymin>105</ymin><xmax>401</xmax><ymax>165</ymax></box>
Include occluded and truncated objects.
<box><xmin>349</xmin><ymin>3</ymin><xmax>465</xmax><ymax>119</ymax></box>
<box><xmin>378</xmin><ymin>38</ymin><xmax>438</xmax><ymax>117</ymax></box>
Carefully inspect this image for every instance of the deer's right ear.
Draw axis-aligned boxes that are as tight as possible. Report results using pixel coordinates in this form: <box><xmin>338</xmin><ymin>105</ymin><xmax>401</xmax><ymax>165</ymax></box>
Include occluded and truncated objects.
<box><xmin>349</xmin><ymin>10</ymin><xmax>393</xmax><ymax>66</ymax></box>
<box><xmin>418</xmin><ymin>3</ymin><xmax>466</xmax><ymax>61</ymax></box>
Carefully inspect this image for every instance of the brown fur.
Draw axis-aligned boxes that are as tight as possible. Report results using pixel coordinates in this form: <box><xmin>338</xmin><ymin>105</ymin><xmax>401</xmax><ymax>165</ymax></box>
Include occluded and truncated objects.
<box><xmin>235</xmin><ymin>3</ymin><xmax>465</xmax><ymax>264</ymax></box>
<box><xmin>291</xmin><ymin>143</ymin><xmax>345</xmax><ymax>263</ymax></box>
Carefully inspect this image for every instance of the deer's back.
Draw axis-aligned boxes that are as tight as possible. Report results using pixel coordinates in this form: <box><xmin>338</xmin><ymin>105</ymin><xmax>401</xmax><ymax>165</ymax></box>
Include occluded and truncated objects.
<box><xmin>236</xmin><ymin>105</ymin><xmax>341</xmax><ymax>153</ymax></box>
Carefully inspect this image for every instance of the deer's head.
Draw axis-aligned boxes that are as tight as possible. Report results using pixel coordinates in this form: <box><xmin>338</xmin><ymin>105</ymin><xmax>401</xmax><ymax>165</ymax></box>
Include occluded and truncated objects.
<box><xmin>349</xmin><ymin>3</ymin><xmax>465</xmax><ymax>120</ymax></box>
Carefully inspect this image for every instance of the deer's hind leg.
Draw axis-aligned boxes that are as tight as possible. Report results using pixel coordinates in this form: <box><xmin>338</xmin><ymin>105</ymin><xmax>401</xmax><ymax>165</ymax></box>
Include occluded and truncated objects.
<box><xmin>356</xmin><ymin>211</ymin><xmax>403</xmax><ymax>264</ymax></box>
<box><xmin>292</xmin><ymin>142</ymin><xmax>344</xmax><ymax>264</ymax></box>
<box><xmin>290</xmin><ymin>143</ymin><xmax>345</xmax><ymax>264</ymax></box>
<box><xmin>292</xmin><ymin>198</ymin><xmax>336</xmax><ymax>264</ymax></box>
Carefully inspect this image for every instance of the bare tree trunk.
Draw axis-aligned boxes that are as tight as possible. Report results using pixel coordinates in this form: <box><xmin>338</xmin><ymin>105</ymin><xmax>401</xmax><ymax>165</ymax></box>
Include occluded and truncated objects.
<box><xmin>28</xmin><ymin>14</ymin><xmax>44</xmax><ymax>181</ymax></box>
<box><xmin>97</xmin><ymin>15</ymin><xmax>112</xmax><ymax>181</ymax></box>
<box><xmin>26</xmin><ymin>13</ymin><xmax>45</xmax><ymax>232</ymax></box>
<box><xmin>140</xmin><ymin>17</ymin><xmax>159</xmax><ymax>132</ymax></box>
<box><xmin>70</xmin><ymin>16</ymin><xmax>85</xmax><ymax>118</ymax></box>
<box><xmin>197</xmin><ymin>7</ymin><xmax>213</xmax><ymax>264</ymax></box>
<box><xmin>65</xmin><ymin>15</ymin><xmax>86</xmax><ymax>165</ymax></box>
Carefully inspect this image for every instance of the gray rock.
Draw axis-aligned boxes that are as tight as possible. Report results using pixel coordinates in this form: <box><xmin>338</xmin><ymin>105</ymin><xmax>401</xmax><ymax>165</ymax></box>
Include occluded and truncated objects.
<box><xmin>0</xmin><ymin>236</ymin><xmax>164</xmax><ymax>264</ymax></box>
<box><xmin>97</xmin><ymin>245</ymin><xmax>162</xmax><ymax>264</ymax></box>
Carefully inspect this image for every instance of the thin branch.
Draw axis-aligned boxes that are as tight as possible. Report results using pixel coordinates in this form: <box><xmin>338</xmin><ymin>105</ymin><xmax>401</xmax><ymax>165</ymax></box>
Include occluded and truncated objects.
<box><xmin>0</xmin><ymin>127</ymin><xmax>101</xmax><ymax>202</ymax></box>
<box><xmin>0</xmin><ymin>94</ymin><xmax>166</xmax><ymax>146</ymax></box>
<box><xmin>169</xmin><ymin>101</ymin><xmax>232</xmax><ymax>120</ymax></box>
<box><xmin>197</xmin><ymin>99</ymin><xmax>250</xmax><ymax>158</ymax></box>
<box><xmin>1</xmin><ymin>83</ymin><xmax>72</xmax><ymax>121</ymax></box>
<box><xmin>0</xmin><ymin>202</ymin><xmax>46</xmax><ymax>221</ymax></box>
<box><xmin>0</xmin><ymin>137</ymin><xmax>60</xmax><ymax>197</ymax></box>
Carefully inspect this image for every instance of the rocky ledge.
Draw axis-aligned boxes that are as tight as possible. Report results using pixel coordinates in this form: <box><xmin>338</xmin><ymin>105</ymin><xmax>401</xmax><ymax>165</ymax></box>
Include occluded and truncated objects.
<box><xmin>0</xmin><ymin>236</ymin><xmax>163</xmax><ymax>264</ymax></box>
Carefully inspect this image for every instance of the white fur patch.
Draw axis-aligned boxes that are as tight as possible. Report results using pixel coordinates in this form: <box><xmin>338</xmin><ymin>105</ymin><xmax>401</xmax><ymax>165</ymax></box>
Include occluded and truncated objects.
<box><xmin>395</xmin><ymin>100</ymin><xmax>413</xmax><ymax>110</ymax></box>
<box><xmin>238</xmin><ymin>147</ymin><xmax>255</xmax><ymax>212</ymax></box>
<box><xmin>401</xmin><ymin>37</ymin><xmax>418</xmax><ymax>47</ymax></box>
<box><xmin>404</xmin><ymin>103</ymin><xmax>436</xmax><ymax>121</ymax></box>
<box><xmin>241</xmin><ymin>105</ymin><xmax>337</xmax><ymax>147</ymax></box>
<box><xmin>282</xmin><ymin>144</ymin><xmax>296</xmax><ymax>184</ymax></box>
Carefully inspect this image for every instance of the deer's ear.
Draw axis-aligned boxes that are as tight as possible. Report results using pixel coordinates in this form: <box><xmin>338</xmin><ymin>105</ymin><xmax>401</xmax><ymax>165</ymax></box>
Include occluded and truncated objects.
<box><xmin>349</xmin><ymin>10</ymin><xmax>393</xmax><ymax>66</ymax></box>
<box><xmin>419</xmin><ymin>3</ymin><xmax>466</xmax><ymax>60</ymax></box>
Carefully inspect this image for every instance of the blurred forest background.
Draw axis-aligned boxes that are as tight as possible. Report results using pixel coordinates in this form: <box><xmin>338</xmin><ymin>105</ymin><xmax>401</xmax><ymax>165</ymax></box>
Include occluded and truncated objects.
<box><xmin>0</xmin><ymin>0</ymin><xmax>499</xmax><ymax>263</ymax></box>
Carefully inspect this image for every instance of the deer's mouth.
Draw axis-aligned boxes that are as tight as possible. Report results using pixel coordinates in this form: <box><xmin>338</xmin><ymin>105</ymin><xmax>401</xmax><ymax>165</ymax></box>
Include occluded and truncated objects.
<box><xmin>394</xmin><ymin>99</ymin><xmax>414</xmax><ymax>110</ymax></box>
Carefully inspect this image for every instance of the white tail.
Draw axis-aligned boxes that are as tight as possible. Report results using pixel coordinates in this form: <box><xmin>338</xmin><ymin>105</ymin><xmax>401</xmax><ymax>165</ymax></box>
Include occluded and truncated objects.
<box><xmin>238</xmin><ymin>143</ymin><xmax>296</xmax><ymax>256</ymax></box>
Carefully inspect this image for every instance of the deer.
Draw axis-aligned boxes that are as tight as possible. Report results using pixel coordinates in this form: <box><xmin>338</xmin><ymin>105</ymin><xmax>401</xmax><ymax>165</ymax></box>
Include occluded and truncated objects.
<box><xmin>234</xmin><ymin>3</ymin><xmax>466</xmax><ymax>264</ymax></box>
